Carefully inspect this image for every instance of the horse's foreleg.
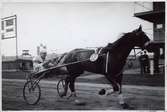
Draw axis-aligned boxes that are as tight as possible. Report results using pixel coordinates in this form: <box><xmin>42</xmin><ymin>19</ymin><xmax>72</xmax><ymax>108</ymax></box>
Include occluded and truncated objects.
<box><xmin>109</xmin><ymin>81</ymin><xmax>128</xmax><ymax>108</ymax></box>
<box><xmin>105</xmin><ymin>81</ymin><xmax>120</xmax><ymax>96</ymax></box>
<box><xmin>105</xmin><ymin>74</ymin><xmax>129</xmax><ymax>109</ymax></box>
<box><xmin>117</xmin><ymin>90</ymin><xmax>130</xmax><ymax>109</ymax></box>
<box><xmin>115</xmin><ymin>82</ymin><xmax>124</xmax><ymax>105</ymax></box>
<box><xmin>103</xmin><ymin>75</ymin><xmax>121</xmax><ymax>95</ymax></box>
<box><xmin>116</xmin><ymin>74</ymin><xmax>130</xmax><ymax>109</ymax></box>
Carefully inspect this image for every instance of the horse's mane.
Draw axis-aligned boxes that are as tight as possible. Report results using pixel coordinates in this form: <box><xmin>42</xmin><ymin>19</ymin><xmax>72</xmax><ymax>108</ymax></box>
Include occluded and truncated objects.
<box><xmin>103</xmin><ymin>32</ymin><xmax>133</xmax><ymax>52</ymax></box>
<box><xmin>114</xmin><ymin>32</ymin><xmax>132</xmax><ymax>45</ymax></box>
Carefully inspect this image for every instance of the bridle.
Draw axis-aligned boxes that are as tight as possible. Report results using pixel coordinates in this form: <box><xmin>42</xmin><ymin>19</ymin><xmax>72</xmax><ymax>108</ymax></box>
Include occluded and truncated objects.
<box><xmin>144</xmin><ymin>41</ymin><xmax>151</xmax><ymax>49</ymax></box>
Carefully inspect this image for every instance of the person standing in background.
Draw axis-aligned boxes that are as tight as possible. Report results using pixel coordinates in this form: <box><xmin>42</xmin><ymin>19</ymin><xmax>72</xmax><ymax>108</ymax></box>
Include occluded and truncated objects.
<box><xmin>143</xmin><ymin>50</ymin><xmax>150</xmax><ymax>73</ymax></box>
<box><xmin>139</xmin><ymin>52</ymin><xmax>144</xmax><ymax>74</ymax></box>
<box><xmin>139</xmin><ymin>50</ymin><xmax>150</xmax><ymax>74</ymax></box>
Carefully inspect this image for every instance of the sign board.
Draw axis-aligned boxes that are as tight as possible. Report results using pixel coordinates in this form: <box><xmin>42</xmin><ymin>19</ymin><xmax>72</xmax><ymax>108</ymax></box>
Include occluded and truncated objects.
<box><xmin>1</xmin><ymin>15</ymin><xmax>16</xmax><ymax>39</ymax></box>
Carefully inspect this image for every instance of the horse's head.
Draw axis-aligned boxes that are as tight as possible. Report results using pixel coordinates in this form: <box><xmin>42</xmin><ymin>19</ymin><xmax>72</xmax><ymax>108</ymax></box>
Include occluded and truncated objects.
<box><xmin>132</xmin><ymin>25</ymin><xmax>150</xmax><ymax>50</ymax></box>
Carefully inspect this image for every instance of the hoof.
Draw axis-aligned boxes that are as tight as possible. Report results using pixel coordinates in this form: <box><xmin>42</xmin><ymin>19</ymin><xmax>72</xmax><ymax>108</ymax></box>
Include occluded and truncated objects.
<box><xmin>121</xmin><ymin>103</ymin><xmax>130</xmax><ymax>109</ymax></box>
<box><xmin>98</xmin><ymin>89</ymin><xmax>106</xmax><ymax>95</ymax></box>
<box><xmin>74</xmin><ymin>99</ymin><xmax>86</xmax><ymax>106</ymax></box>
<box><xmin>59</xmin><ymin>92</ymin><xmax>66</xmax><ymax>98</ymax></box>
<box><xmin>59</xmin><ymin>94</ymin><xmax>65</xmax><ymax>98</ymax></box>
<box><xmin>67</xmin><ymin>92</ymin><xmax>77</xmax><ymax>99</ymax></box>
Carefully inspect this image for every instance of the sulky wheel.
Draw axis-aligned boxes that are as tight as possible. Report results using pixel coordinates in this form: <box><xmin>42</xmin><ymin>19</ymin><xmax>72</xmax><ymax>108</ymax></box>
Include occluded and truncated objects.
<box><xmin>23</xmin><ymin>81</ymin><xmax>41</xmax><ymax>105</ymax></box>
<box><xmin>57</xmin><ymin>78</ymin><xmax>66</xmax><ymax>97</ymax></box>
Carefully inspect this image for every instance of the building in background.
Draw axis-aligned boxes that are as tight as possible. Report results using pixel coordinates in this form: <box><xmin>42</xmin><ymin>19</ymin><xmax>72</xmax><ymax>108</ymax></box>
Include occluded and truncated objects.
<box><xmin>134</xmin><ymin>2</ymin><xmax>165</xmax><ymax>73</ymax></box>
<box><xmin>2</xmin><ymin>56</ymin><xmax>33</xmax><ymax>71</ymax></box>
<box><xmin>22</xmin><ymin>50</ymin><xmax>31</xmax><ymax>56</ymax></box>
<box><xmin>2</xmin><ymin>50</ymin><xmax>33</xmax><ymax>71</ymax></box>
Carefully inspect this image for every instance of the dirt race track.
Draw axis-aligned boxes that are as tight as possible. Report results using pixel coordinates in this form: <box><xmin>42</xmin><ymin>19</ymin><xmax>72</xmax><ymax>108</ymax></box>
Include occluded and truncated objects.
<box><xmin>2</xmin><ymin>78</ymin><xmax>164</xmax><ymax>110</ymax></box>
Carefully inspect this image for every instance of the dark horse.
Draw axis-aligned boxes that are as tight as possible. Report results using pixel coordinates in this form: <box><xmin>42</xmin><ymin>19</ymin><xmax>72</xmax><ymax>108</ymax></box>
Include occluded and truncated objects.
<box><xmin>60</xmin><ymin>26</ymin><xmax>150</xmax><ymax>109</ymax></box>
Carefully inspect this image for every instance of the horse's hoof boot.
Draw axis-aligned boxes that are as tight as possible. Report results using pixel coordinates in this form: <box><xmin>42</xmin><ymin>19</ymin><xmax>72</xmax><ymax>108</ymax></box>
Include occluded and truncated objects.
<box><xmin>121</xmin><ymin>103</ymin><xmax>129</xmax><ymax>109</ymax></box>
<box><xmin>98</xmin><ymin>89</ymin><xmax>106</xmax><ymax>95</ymax></box>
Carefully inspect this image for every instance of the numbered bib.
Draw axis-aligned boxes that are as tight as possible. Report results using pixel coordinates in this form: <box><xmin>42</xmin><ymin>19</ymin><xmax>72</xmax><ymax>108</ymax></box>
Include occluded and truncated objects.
<box><xmin>90</xmin><ymin>53</ymin><xmax>99</xmax><ymax>62</ymax></box>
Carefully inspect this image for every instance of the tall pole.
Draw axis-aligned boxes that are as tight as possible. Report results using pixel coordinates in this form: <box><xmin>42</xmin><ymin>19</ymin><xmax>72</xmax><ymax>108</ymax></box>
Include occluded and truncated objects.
<box><xmin>15</xmin><ymin>15</ymin><xmax>19</xmax><ymax>71</ymax></box>
<box><xmin>15</xmin><ymin>15</ymin><xmax>18</xmax><ymax>59</ymax></box>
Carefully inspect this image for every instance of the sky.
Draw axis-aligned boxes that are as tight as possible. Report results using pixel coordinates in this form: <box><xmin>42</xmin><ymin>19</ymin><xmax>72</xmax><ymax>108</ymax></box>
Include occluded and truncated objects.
<box><xmin>1</xmin><ymin>2</ymin><xmax>153</xmax><ymax>56</ymax></box>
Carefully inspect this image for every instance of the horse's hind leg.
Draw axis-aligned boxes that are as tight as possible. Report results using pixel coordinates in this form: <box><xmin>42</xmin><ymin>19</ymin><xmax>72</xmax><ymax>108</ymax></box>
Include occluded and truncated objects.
<box><xmin>60</xmin><ymin>76</ymin><xmax>70</xmax><ymax>97</ymax></box>
<box><xmin>60</xmin><ymin>74</ymin><xmax>78</xmax><ymax>98</ymax></box>
<box><xmin>68</xmin><ymin>74</ymin><xmax>79</xmax><ymax>98</ymax></box>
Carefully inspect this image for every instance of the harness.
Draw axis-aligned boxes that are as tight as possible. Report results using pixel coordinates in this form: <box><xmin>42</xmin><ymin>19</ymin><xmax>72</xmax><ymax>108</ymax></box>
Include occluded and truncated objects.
<box><xmin>105</xmin><ymin>52</ymin><xmax>109</xmax><ymax>74</ymax></box>
<box><xmin>90</xmin><ymin>47</ymin><xmax>110</xmax><ymax>74</ymax></box>
<box><xmin>90</xmin><ymin>47</ymin><xmax>143</xmax><ymax>76</ymax></box>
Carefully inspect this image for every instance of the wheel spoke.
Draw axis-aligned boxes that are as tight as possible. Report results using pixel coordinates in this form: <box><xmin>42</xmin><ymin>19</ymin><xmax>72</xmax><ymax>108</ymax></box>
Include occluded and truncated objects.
<box><xmin>57</xmin><ymin>79</ymin><xmax>66</xmax><ymax>97</ymax></box>
<box><xmin>23</xmin><ymin>81</ymin><xmax>41</xmax><ymax>105</ymax></box>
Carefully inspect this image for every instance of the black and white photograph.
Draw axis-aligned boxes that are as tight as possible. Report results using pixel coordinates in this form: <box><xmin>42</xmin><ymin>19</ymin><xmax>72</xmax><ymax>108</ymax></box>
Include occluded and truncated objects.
<box><xmin>1</xmin><ymin>0</ymin><xmax>165</xmax><ymax>111</ymax></box>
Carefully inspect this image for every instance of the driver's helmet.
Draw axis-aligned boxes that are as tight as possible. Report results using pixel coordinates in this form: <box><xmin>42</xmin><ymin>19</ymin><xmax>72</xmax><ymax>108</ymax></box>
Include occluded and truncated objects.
<box><xmin>39</xmin><ymin>48</ymin><xmax>47</xmax><ymax>59</ymax></box>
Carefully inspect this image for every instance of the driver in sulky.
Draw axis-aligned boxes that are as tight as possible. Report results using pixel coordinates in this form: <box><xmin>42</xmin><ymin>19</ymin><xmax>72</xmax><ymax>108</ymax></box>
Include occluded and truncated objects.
<box><xmin>33</xmin><ymin>48</ymin><xmax>54</xmax><ymax>73</ymax></box>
